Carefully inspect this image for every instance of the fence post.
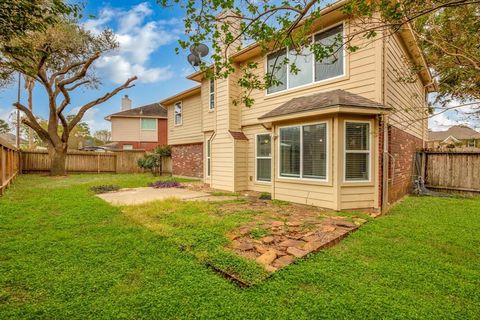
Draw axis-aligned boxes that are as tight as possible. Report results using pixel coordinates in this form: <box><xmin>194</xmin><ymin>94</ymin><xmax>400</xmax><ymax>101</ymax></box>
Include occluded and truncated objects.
<box><xmin>0</xmin><ymin>146</ymin><xmax>4</xmax><ymax>195</ymax></box>
<box><xmin>97</xmin><ymin>154</ymin><xmax>100</xmax><ymax>173</ymax></box>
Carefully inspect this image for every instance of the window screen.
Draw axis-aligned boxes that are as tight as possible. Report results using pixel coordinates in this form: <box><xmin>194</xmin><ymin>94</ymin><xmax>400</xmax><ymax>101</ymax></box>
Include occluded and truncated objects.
<box><xmin>280</xmin><ymin>126</ymin><xmax>301</xmax><ymax>177</ymax></box>
<box><xmin>266</xmin><ymin>49</ymin><xmax>287</xmax><ymax>94</ymax></box>
<box><xmin>302</xmin><ymin>123</ymin><xmax>327</xmax><ymax>179</ymax></box>
<box><xmin>314</xmin><ymin>24</ymin><xmax>344</xmax><ymax>82</ymax></box>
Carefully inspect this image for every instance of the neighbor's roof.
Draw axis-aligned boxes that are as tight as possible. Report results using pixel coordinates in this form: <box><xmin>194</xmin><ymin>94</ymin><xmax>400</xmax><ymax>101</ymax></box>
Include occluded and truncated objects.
<box><xmin>258</xmin><ymin>89</ymin><xmax>388</xmax><ymax>120</ymax></box>
<box><xmin>105</xmin><ymin>102</ymin><xmax>167</xmax><ymax>121</ymax></box>
<box><xmin>429</xmin><ymin>125</ymin><xmax>480</xmax><ymax>141</ymax></box>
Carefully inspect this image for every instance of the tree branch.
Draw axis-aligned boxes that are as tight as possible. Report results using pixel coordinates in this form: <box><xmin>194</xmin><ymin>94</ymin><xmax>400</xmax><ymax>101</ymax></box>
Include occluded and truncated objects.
<box><xmin>68</xmin><ymin>76</ymin><xmax>137</xmax><ymax>131</ymax></box>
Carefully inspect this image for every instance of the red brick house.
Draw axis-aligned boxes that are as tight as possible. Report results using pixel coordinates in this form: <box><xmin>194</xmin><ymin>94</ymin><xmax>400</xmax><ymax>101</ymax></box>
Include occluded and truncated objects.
<box><xmin>105</xmin><ymin>95</ymin><xmax>168</xmax><ymax>151</ymax></box>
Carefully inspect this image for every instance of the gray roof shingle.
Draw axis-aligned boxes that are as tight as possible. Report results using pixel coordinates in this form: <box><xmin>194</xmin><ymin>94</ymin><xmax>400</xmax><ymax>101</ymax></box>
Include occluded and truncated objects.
<box><xmin>106</xmin><ymin>102</ymin><xmax>167</xmax><ymax>119</ymax></box>
<box><xmin>258</xmin><ymin>89</ymin><xmax>386</xmax><ymax>119</ymax></box>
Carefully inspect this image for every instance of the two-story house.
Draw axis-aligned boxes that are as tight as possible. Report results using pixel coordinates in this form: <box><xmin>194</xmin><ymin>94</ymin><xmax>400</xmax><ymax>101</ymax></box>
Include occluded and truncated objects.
<box><xmin>160</xmin><ymin>2</ymin><xmax>434</xmax><ymax>212</ymax></box>
<box><xmin>105</xmin><ymin>95</ymin><xmax>168</xmax><ymax>151</ymax></box>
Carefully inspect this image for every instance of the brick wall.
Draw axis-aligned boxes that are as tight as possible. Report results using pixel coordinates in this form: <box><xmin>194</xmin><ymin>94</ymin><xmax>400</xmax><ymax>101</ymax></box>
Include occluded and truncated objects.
<box><xmin>171</xmin><ymin>143</ymin><xmax>203</xmax><ymax>178</ymax></box>
<box><xmin>387</xmin><ymin>125</ymin><xmax>423</xmax><ymax>203</ymax></box>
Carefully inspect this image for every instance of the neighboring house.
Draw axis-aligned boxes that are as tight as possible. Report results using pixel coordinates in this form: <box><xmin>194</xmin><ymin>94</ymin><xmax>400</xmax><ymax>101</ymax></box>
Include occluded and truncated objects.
<box><xmin>105</xmin><ymin>95</ymin><xmax>168</xmax><ymax>151</ymax></box>
<box><xmin>160</xmin><ymin>2</ymin><xmax>434</xmax><ymax>212</ymax></box>
<box><xmin>428</xmin><ymin>125</ymin><xmax>480</xmax><ymax>149</ymax></box>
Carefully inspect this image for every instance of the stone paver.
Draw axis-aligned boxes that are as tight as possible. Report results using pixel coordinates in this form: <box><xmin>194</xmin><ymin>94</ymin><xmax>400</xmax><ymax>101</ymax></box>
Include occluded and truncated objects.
<box><xmin>228</xmin><ymin>214</ymin><xmax>367</xmax><ymax>273</ymax></box>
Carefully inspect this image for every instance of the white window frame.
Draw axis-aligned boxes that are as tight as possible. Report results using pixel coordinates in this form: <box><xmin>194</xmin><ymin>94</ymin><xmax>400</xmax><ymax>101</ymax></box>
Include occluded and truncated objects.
<box><xmin>265</xmin><ymin>21</ymin><xmax>346</xmax><ymax>96</ymax></box>
<box><xmin>344</xmin><ymin>120</ymin><xmax>372</xmax><ymax>183</ymax></box>
<box><xmin>467</xmin><ymin>139</ymin><xmax>476</xmax><ymax>148</ymax></box>
<box><xmin>209</xmin><ymin>79</ymin><xmax>215</xmax><ymax>111</ymax></box>
<box><xmin>206</xmin><ymin>139</ymin><xmax>211</xmax><ymax>177</ymax></box>
<box><xmin>255</xmin><ymin>133</ymin><xmax>272</xmax><ymax>183</ymax></box>
<box><xmin>174</xmin><ymin>101</ymin><xmax>182</xmax><ymax>126</ymax></box>
<box><xmin>140</xmin><ymin>118</ymin><xmax>157</xmax><ymax>131</ymax></box>
<box><xmin>123</xmin><ymin>144</ymin><xmax>133</xmax><ymax>150</ymax></box>
<box><xmin>277</xmin><ymin>121</ymin><xmax>329</xmax><ymax>182</ymax></box>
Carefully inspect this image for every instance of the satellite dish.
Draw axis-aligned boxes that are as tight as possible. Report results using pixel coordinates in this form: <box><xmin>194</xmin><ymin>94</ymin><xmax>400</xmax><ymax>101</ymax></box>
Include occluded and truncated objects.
<box><xmin>190</xmin><ymin>43</ymin><xmax>209</xmax><ymax>58</ymax></box>
<box><xmin>187</xmin><ymin>53</ymin><xmax>201</xmax><ymax>67</ymax></box>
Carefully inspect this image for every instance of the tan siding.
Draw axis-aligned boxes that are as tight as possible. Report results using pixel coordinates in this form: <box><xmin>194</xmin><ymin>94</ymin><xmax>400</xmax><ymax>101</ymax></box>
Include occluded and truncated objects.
<box><xmin>234</xmin><ymin>140</ymin><xmax>248</xmax><ymax>191</ymax></box>
<box><xmin>111</xmin><ymin>117</ymin><xmax>140</xmax><ymax>141</ymax></box>
<box><xmin>210</xmin><ymin>132</ymin><xmax>235</xmax><ymax>191</ymax></box>
<box><xmin>202</xmin><ymin>80</ymin><xmax>215</xmax><ymax>132</ymax></box>
<box><xmin>167</xmin><ymin>93</ymin><xmax>203</xmax><ymax>145</ymax></box>
<box><xmin>385</xmin><ymin>34</ymin><xmax>427</xmax><ymax>140</ymax></box>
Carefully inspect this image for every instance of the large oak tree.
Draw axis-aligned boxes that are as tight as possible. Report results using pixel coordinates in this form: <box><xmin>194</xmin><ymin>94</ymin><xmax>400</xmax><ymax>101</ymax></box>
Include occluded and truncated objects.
<box><xmin>1</xmin><ymin>19</ymin><xmax>136</xmax><ymax>175</ymax></box>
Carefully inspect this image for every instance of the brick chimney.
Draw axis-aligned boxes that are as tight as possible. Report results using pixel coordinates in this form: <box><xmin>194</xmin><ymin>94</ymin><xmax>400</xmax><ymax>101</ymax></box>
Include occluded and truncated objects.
<box><xmin>121</xmin><ymin>95</ymin><xmax>132</xmax><ymax>111</ymax></box>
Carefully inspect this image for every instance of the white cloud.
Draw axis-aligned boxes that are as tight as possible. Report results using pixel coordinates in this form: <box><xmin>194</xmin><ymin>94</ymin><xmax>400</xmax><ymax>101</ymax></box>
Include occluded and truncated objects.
<box><xmin>84</xmin><ymin>2</ymin><xmax>181</xmax><ymax>84</ymax></box>
<box><xmin>428</xmin><ymin>98</ymin><xmax>480</xmax><ymax>131</ymax></box>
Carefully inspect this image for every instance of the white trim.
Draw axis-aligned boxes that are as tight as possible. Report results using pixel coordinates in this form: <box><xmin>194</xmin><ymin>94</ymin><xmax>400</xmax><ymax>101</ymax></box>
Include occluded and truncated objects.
<box><xmin>343</xmin><ymin>119</ymin><xmax>372</xmax><ymax>183</ymax></box>
<box><xmin>265</xmin><ymin>21</ymin><xmax>347</xmax><ymax>96</ymax></box>
<box><xmin>277</xmin><ymin>121</ymin><xmax>329</xmax><ymax>182</ymax></box>
<box><xmin>174</xmin><ymin>101</ymin><xmax>183</xmax><ymax>126</ymax></box>
<box><xmin>255</xmin><ymin>133</ymin><xmax>272</xmax><ymax>184</ymax></box>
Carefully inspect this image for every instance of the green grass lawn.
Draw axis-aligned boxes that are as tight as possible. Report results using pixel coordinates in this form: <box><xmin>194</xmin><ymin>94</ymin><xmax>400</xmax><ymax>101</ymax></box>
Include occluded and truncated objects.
<box><xmin>0</xmin><ymin>174</ymin><xmax>479</xmax><ymax>319</ymax></box>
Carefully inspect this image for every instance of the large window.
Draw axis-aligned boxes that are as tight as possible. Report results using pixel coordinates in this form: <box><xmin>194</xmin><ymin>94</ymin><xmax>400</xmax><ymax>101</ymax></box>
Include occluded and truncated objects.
<box><xmin>209</xmin><ymin>79</ymin><xmax>215</xmax><ymax>111</ymax></box>
<box><xmin>279</xmin><ymin>123</ymin><xmax>327</xmax><ymax>180</ymax></box>
<box><xmin>345</xmin><ymin>121</ymin><xmax>370</xmax><ymax>182</ymax></box>
<box><xmin>266</xmin><ymin>24</ymin><xmax>344</xmax><ymax>94</ymax></box>
<box><xmin>141</xmin><ymin>118</ymin><xmax>156</xmax><ymax>130</ymax></box>
<box><xmin>174</xmin><ymin>102</ymin><xmax>182</xmax><ymax>125</ymax></box>
<box><xmin>256</xmin><ymin>134</ymin><xmax>272</xmax><ymax>182</ymax></box>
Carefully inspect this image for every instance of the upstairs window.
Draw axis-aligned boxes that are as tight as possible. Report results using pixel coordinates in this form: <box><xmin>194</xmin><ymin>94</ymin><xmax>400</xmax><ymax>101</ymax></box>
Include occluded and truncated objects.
<box><xmin>266</xmin><ymin>23</ymin><xmax>344</xmax><ymax>94</ymax></box>
<box><xmin>174</xmin><ymin>102</ymin><xmax>182</xmax><ymax>125</ymax></box>
<box><xmin>345</xmin><ymin>121</ymin><xmax>371</xmax><ymax>182</ymax></box>
<box><xmin>141</xmin><ymin>118</ymin><xmax>156</xmax><ymax>130</ymax></box>
<box><xmin>314</xmin><ymin>24</ymin><xmax>344</xmax><ymax>82</ymax></box>
<box><xmin>209</xmin><ymin>79</ymin><xmax>215</xmax><ymax>111</ymax></box>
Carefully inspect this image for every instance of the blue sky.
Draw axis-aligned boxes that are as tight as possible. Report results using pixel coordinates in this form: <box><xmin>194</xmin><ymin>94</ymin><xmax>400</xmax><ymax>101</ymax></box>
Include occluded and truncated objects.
<box><xmin>0</xmin><ymin>1</ymin><xmax>475</xmax><ymax>133</ymax></box>
<box><xmin>0</xmin><ymin>1</ymin><xmax>198</xmax><ymax>132</ymax></box>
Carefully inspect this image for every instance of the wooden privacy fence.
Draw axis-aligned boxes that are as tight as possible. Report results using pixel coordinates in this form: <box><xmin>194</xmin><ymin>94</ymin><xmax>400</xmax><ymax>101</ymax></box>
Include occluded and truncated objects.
<box><xmin>421</xmin><ymin>151</ymin><xmax>480</xmax><ymax>192</ymax></box>
<box><xmin>0</xmin><ymin>136</ymin><xmax>20</xmax><ymax>195</ymax></box>
<box><xmin>21</xmin><ymin>150</ymin><xmax>172</xmax><ymax>174</ymax></box>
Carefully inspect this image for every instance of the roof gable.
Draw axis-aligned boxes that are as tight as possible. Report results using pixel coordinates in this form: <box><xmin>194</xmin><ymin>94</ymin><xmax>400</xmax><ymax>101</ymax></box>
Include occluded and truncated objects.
<box><xmin>429</xmin><ymin>125</ymin><xmax>480</xmax><ymax>141</ymax></box>
<box><xmin>106</xmin><ymin>102</ymin><xmax>167</xmax><ymax>120</ymax></box>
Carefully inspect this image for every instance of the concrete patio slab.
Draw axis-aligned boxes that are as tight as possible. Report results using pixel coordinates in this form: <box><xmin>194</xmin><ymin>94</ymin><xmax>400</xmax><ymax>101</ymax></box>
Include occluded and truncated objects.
<box><xmin>97</xmin><ymin>187</ymin><xmax>209</xmax><ymax>205</ymax></box>
<box><xmin>97</xmin><ymin>187</ymin><xmax>239</xmax><ymax>205</ymax></box>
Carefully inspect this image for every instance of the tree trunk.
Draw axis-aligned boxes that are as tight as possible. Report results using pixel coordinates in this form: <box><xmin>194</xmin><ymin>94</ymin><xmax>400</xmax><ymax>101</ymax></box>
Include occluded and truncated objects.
<box><xmin>49</xmin><ymin>146</ymin><xmax>68</xmax><ymax>176</ymax></box>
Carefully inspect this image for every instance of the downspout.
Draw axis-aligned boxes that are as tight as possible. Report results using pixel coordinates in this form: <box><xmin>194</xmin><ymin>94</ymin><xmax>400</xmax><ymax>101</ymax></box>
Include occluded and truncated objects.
<box><xmin>381</xmin><ymin>31</ymin><xmax>390</xmax><ymax>214</ymax></box>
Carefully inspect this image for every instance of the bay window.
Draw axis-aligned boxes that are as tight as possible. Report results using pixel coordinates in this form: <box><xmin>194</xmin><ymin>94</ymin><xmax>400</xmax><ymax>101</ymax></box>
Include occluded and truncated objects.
<box><xmin>345</xmin><ymin>121</ymin><xmax>371</xmax><ymax>182</ymax></box>
<box><xmin>279</xmin><ymin>123</ymin><xmax>327</xmax><ymax>180</ymax></box>
<box><xmin>256</xmin><ymin>134</ymin><xmax>272</xmax><ymax>182</ymax></box>
<box><xmin>266</xmin><ymin>24</ymin><xmax>344</xmax><ymax>94</ymax></box>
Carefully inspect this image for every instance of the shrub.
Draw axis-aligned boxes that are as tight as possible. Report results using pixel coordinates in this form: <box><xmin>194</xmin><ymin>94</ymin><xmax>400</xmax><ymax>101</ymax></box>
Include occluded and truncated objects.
<box><xmin>90</xmin><ymin>185</ymin><xmax>120</xmax><ymax>194</ymax></box>
<box><xmin>154</xmin><ymin>144</ymin><xmax>171</xmax><ymax>157</ymax></box>
<box><xmin>149</xmin><ymin>180</ymin><xmax>183</xmax><ymax>189</ymax></box>
<box><xmin>137</xmin><ymin>154</ymin><xmax>160</xmax><ymax>175</ymax></box>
